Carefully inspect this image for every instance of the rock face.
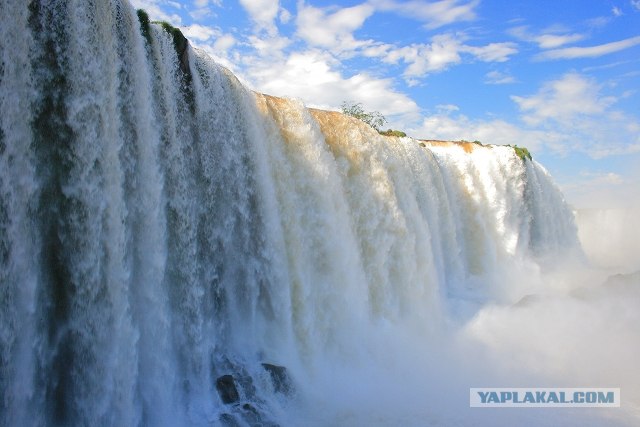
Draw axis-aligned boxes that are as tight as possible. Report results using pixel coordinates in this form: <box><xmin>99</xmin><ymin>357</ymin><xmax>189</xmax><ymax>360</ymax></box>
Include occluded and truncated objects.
<box><xmin>261</xmin><ymin>363</ymin><xmax>292</xmax><ymax>395</ymax></box>
<box><xmin>216</xmin><ymin>375</ymin><xmax>240</xmax><ymax>404</ymax></box>
<box><xmin>136</xmin><ymin>10</ymin><xmax>192</xmax><ymax>84</ymax></box>
<box><xmin>219</xmin><ymin>413</ymin><xmax>241</xmax><ymax>427</ymax></box>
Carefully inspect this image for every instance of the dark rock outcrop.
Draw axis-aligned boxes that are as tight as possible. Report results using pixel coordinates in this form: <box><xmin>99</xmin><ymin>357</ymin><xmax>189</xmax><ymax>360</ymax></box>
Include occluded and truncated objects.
<box><xmin>216</xmin><ymin>374</ymin><xmax>240</xmax><ymax>404</ymax></box>
<box><xmin>261</xmin><ymin>363</ymin><xmax>292</xmax><ymax>395</ymax></box>
<box><xmin>136</xmin><ymin>9</ymin><xmax>151</xmax><ymax>45</ymax></box>
<box><xmin>239</xmin><ymin>403</ymin><xmax>261</xmax><ymax>425</ymax></box>
<box><xmin>219</xmin><ymin>413</ymin><xmax>241</xmax><ymax>427</ymax></box>
<box><xmin>136</xmin><ymin>9</ymin><xmax>192</xmax><ymax>87</ymax></box>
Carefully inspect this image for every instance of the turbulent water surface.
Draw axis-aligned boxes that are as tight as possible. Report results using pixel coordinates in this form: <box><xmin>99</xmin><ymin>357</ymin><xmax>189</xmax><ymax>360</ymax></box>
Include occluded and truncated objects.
<box><xmin>1</xmin><ymin>1</ymin><xmax>638</xmax><ymax>426</ymax></box>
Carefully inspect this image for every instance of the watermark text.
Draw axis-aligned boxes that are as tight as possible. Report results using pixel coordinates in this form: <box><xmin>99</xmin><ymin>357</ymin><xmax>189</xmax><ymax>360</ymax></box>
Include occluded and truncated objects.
<box><xmin>470</xmin><ymin>388</ymin><xmax>620</xmax><ymax>407</ymax></box>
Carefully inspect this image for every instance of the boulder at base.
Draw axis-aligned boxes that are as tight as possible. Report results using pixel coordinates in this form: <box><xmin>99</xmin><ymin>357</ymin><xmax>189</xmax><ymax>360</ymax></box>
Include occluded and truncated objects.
<box><xmin>261</xmin><ymin>363</ymin><xmax>292</xmax><ymax>394</ymax></box>
<box><xmin>216</xmin><ymin>374</ymin><xmax>240</xmax><ymax>404</ymax></box>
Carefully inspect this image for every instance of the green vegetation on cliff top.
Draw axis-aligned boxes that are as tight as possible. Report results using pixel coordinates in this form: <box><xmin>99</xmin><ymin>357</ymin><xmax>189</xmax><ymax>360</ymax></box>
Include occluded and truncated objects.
<box><xmin>379</xmin><ymin>129</ymin><xmax>407</xmax><ymax>137</ymax></box>
<box><xmin>136</xmin><ymin>9</ymin><xmax>151</xmax><ymax>44</ymax></box>
<box><xmin>509</xmin><ymin>145</ymin><xmax>532</xmax><ymax>161</ymax></box>
<box><xmin>154</xmin><ymin>21</ymin><xmax>188</xmax><ymax>58</ymax></box>
<box><xmin>136</xmin><ymin>9</ymin><xmax>194</xmax><ymax>112</ymax></box>
<box><xmin>136</xmin><ymin>9</ymin><xmax>188</xmax><ymax>59</ymax></box>
<box><xmin>341</xmin><ymin>101</ymin><xmax>388</xmax><ymax>132</ymax></box>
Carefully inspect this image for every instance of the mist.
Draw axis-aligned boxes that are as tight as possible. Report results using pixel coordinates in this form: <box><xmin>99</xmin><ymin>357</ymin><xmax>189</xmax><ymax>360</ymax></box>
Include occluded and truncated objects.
<box><xmin>575</xmin><ymin>208</ymin><xmax>640</xmax><ymax>273</ymax></box>
<box><xmin>289</xmin><ymin>251</ymin><xmax>640</xmax><ymax>426</ymax></box>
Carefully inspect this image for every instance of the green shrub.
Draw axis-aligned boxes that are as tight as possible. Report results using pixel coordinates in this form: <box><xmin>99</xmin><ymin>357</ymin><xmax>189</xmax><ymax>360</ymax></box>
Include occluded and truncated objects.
<box><xmin>379</xmin><ymin>129</ymin><xmax>407</xmax><ymax>137</ymax></box>
<box><xmin>510</xmin><ymin>145</ymin><xmax>532</xmax><ymax>161</ymax></box>
<box><xmin>136</xmin><ymin>9</ymin><xmax>151</xmax><ymax>44</ymax></box>
<box><xmin>136</xmin><ymin>9</ymin><xmax>189</xmax><ymax>62</ymax></box>
<box><xmin>341</xmin><ymin>101</ymin><xmax>387</xmax><ymax>132</ymax></box>
<box><xmin>149</xmin><ymin>17</ymin><xmax>193</xmax><ymax>111</ymax></box>
<box><xmin>154</xmin><ymin>21</ymin><xmax>188</xmax><ymax>57</ymax></box>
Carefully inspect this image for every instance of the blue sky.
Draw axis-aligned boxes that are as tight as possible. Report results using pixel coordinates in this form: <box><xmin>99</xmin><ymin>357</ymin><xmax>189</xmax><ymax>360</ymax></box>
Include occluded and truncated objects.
<box><xmin>131</xmin><ymin>0</ymin><xmax>640</xmax><ymax>209</ymax></box>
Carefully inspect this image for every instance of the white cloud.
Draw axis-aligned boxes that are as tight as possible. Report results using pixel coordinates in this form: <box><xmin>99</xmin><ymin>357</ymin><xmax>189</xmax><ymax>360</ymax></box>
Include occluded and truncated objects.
<box><xmin>509</xmin><ymin>26</ymin><xmax>586</xmax><ymax>49</ymax></box>
<box><xmin>193</xmin><ymin>0</ymin><xmax>221</xmax><ymax>6</ymax></box>
<box><xmin>291</xmin><ymin>2</ymin><xmax>511</xmax><ymax>80</ymax></box>
<box><xmin>382</xmin><ymin>34</ymin><xmax>517</xmax><ymax>80</ymax></box>
<box><xmin>511</xmin><ymin>73</ymin><xmax>616</xmax><ymax>125</ymax></box>
<box><xmin>586</xmin><ymin>143</ymin><xmax>640</xmax><ymax>159</ymax></box>
<box><xmin>245</xmin><ymin>33</ymin><xmax>291</xmax><ymax>60</ymax></box>
<box><xmin>130</xmin><ymin>0</ymin><xmax>183</xmax><ymax>24</ymax></box>
<box><xmin>485</xmin><ymin>70</ymin><xmax>515</xmax><ymax>85</ymax></box>
<box><xmin>633</xmin><ymin>0</ymin><xmax>640</xmax><ymax>11</ymax></box>
<box><xmin>436</xmin><ymin>104</ymin><xmax>459</xmax><ymax>112</ymax></box>
<box><xmin>189</xmin><ymin>0</ymin><xmax>222</xmax><ymax>21</ymax></box>
<box><xmin>370</xmin><ymin>0</ymin><xmax>479</xmax><ymax>29</ymax></box>
<box><xmin>239</xmin><ymin>0</ymin><xmax>280</xmax><ymax>34</ymax></box>
<box><xmin>180</xmin><ymin>24</ymin><xmax>219</xmax><ymax>42</ymax></box>
<box><xmin>612</xmin><ymin>6</ymin><xmax>623</xmax><ymax>16</ymax></box>
<box><xmin>190</xmin><ymin>8</ymin><xmax>213</xmax><ymax>20</ymax></box>
<box><xmin>179</xmin><ymin>2</ymin><xmax>420</xmax><ymax>120</ymax></box>
<box><xmin>582</xmin><ymin>171</ymin><xmax>624</xmax><ymax>186</ymax></box>
<box><xmin>537</xmin><ymin>36</ymin><xmax>640</xmax><ymax>60</ymax></box>
<box><xmin>214</xmin><ymin>34</ymin><xmax>236</xmax><ymax>51</ymax></box>
<box><xmin>361</xmin><ymin>43</ymin><xmax>395</xmax><ymax>58</ymax></box>
<box><xmin>561</xmin><ymin>170</ymin><xmax>640</xmax><ymax>209</ymax></box>
<box><xmin>243</xmin><ymin>50</ymin><xmax>420</xmax><ymax>122</ymax></box>
<box><xmin>588</xmin><ymin>17</ymin><xmax>612</xmax><ymax>29</ymax></box>
<box><xmin>392</xmin><ymin>35</ymin><xmax>464</xmax><ymax>77</ymax></box>
<box><xmin>582</xmin><ymin>60</ymin><xmax>632</xmax><ymax>72</ymax></box>
<box><xmin>409</xmin><ymin>108</ymin><xmax>558</xmax><ymax>150</ymax></box>
<box><xmin>295</xmin><ymin>3</ymin><xmax>375</xmax><ymax>53</ymax></box>
<box><xmin>462</xmin><ymin>42</ymin><xmax>518</xmax><ymax>62</ymax></box>
<box><xmin>290</xmin><ymin>1</ymin><xmax>505</xmax><ymax>80</ymax></box>
<box><xmin>408</xmin><ymin>72</ymin><xmax>640</xmax><ymax>163</ymax></box>
<box><xmin>510</xmin><ymin>73</ymin><xmax>640</xmax><ymax>159</ymax></box>
<box><xmin>279</xmin><ymin>7</ymin><xmax>292</xmax><ymax>24</ymax></box>
<box><xmin>534</xmin><ymin>33</ymin><xmax>585</xmax><ymax>49</ymax></box>
<box><xmin>185</xmin><ymin>1</ymin><xmax>508</xmax><ymax>89</ymax></box>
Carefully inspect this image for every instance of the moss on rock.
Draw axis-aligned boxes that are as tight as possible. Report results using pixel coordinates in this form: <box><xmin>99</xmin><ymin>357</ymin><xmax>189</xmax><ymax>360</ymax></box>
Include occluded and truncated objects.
<box><xmin>149</xmin><ymin>18</ymin><xmax>194</xmax><ymax>111</ymax></box>
<box><xmin>155</xmin><ymin>21</ymin><xmax>189</xmax><ymax>61</ymax></box>
<box><xmin>511</xmin><ymin>145</ymin><xmax>532</xmax><ymax>161</ymax></box>
<box><xmin>137</xmin><ymin>12</ymin><xmax>190</xmax><ymax>76</ymax></box>
<box><xmin>379</xmin><ymin>129</ymin><xmax>407</xmax><ymax>137</ymax></box>
<box><xmin>136</xmin><ymin>9</ymin><xmax>151</xmax><ymax>45</ymax></box>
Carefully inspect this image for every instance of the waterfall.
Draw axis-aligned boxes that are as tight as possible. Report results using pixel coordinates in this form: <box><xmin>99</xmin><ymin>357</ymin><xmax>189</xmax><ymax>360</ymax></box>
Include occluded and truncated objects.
<box><xmin>0</xmin><ymin>1</ymin><xmax>590</xmax><ymax>426</ymax></box>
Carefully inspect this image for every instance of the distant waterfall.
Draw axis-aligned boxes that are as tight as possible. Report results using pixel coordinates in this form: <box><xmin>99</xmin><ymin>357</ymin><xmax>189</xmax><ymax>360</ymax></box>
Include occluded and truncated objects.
<box><xmin>0</xmin><ymin>1</ymin><xmax>581</xmax><ymax>426</ymax></box>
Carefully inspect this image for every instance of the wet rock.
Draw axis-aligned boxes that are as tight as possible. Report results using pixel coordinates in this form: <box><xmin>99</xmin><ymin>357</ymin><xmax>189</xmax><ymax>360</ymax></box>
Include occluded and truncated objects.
<box><xmin>216</xmin><ymin>374</ymin><xmax>240</xmax><ymax>404</ymax></box>
<box><xmin>239</xmin><ymin>403</ymin><xmax>261</xmax><ymax>425</ymax></box>
<box><xmin>261</xmin><ymin>363</ymin><xmax>292</xmax><ymax>394</ymax></box>
<box><xmin>212</xmin><ymin>356</ymin><xmax>259</xmax><ymax>401</ymax></box>
<box><xmin>219</xmin><ymin>413</ymin><xmax>241</xmax><ymax>427</ymax></box>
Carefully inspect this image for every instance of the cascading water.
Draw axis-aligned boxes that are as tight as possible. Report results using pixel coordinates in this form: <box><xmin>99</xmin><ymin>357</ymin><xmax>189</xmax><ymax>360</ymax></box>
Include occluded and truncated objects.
<box><xmin>5</xmin><ymin>1</ymin><xmax>633</xmax><ymax>427</ymax></box>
